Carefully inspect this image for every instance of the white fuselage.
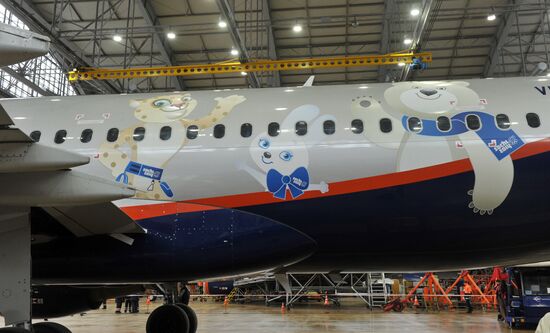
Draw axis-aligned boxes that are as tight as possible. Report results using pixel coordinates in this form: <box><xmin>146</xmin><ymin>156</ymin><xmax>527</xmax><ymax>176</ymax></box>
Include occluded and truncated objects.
<box><xmin>0</xmin><ymin>77</ymin><xmax>548</xmax><ymax>210</ymax></box>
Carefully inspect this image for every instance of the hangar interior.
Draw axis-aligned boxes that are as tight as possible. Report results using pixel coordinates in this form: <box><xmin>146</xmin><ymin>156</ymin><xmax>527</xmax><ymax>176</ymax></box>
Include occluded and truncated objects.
<box><xmin>2</xmin><ymin>0</ymin><xmax>550</xmax><ymax>97</ymax></box>
<box><xmin>1</xmin><ymin>0</ymin><xmax>550</xmax><ymax>333</ymax></box>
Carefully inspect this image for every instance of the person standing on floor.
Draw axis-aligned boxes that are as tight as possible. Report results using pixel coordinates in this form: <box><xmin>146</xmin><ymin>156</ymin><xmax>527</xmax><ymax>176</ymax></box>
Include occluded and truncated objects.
<box><xmin>463</xmin><ymin>282</ymin><xmax>473</xmax><ymax>313</ymax></box>
<box><xmin>114</xmin><ymin>297</ymin><xmax>123</xmax><ymax>314</ymax></box>
<box><xmin>130</xmin><ymin>296</ymin><xmax>139</xmax><ymax>313</ymax></box>
<box><xmin>124</xmin><ymin>296</ymin><xmax>131</xmax><ymax>313</ymax></box>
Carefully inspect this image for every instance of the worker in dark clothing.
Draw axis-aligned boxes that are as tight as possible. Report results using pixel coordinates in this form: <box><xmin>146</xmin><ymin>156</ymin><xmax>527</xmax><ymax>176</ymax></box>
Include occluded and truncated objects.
<box><xmin>114</xmin><ymin>296</ymin><xmax>123</xmax><ymax>314</ymax></box>
<box><xmin>464</xmin><ymin>282</ymin><xmax>473</xmax><ymax>313</ymax></box>
<box><xmin>124</xmin><ymin>297</ymin><xmax>131</xmax><ymax>313</ymax></box>
<box><xmin>456</xmin><ymin>279</ymin><xmax>464</xmax><ymax>296</ymax></box>
<box><xmin>179</xmin><ymin>286</ymin><xmax>191</xmax><ymax>305</ymax></box>
<box><xmin>130</xmin><ymin>296</ymin><xmax>139</xmax><ymax>313</ymax></box>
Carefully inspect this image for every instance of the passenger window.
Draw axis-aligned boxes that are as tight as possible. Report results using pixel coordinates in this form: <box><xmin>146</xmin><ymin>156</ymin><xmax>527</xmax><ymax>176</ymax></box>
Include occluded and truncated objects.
<box><xmin>466</xmin><ymin>114</ymin><xmax>481</xmax><ymax>130</ymax></box>
<box><xmin>351</xmin><ymin>119</ymin><xmax>363</xmax><ymax>134</ymax></box>
<box><xmin>54</xmin><ymin>130</ymin><xmax>67</xmax><ymax>144</ymax></box>
<box><xmin>496</xmin><ymin>114</ymin><xmax>511</xmax><ymax>129</ymax></box>
<box><xmin>268</xmin><ymin>122</ymin><xmax>280</xmax><ymax>137</ymax></box>
<box><xmin>80</xmin><ymin>128</ymin><xmax>93</xmax><ymax>143</ymax></box>
<box><xmin>380</xmin><ymin>118</ymin><xmax>392</xmax><ymax>133</ymax></box>
<box><xmin>323</xmin><ymin>120</ymin><xmax>336</xmax><ymax>135</ymax></box>
<box><xmin>107</xmin><ymin>128</ymin><xmax>119</xmax><ymax>142</ymax></box>
<box><xmin>30</xmin><ymin>130</ymin><xmax>41</xmax><ymax>142</ymax></box>
<box><xmin>295</xmin><ymin>121</ymin><xmax>307</xmax><ymax>136</ymax></box>
<box><xmin>160</xmin><ymin>126</ymin><xmax>172</xmax><ymax>141</ymax></box>
<box><xmin>437</xmin><ymin>116</ymin><xmax>451</xmax><ymax>131</ymax></box>
<box><xmin>407</xmin><ymin>117</ymin><xmax>422</xmax><ymax>133</ymax></box>
<box><xmin>241</xmin><ymin>123</ymin><xmax>253</xmax><ymax>138</ymax></box>
<box><xmin>526</xmin><ymin>113</ymin><xmax>541</xmax><ymax>128</ymax></box>
<box><xmin>213</xmin><ymin>124</ymin><xmax>225</xmax><ymax>139</ymax></box>
<box><xmin>187</xmin><ymin>125</ymin><xmax>199</xmax><ymax>140</ymax></box>
<box><xmin>133</xmin><ymin>127</ymin><xmax>145</xmax><ymax>141</ymax></box>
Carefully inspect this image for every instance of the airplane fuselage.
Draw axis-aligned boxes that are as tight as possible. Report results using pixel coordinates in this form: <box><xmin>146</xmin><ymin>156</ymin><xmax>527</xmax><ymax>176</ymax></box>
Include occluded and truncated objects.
<box><xmin>4</xmin><ymin>77</ymin><xmax>550</xmax><ymax>281</ymax></box>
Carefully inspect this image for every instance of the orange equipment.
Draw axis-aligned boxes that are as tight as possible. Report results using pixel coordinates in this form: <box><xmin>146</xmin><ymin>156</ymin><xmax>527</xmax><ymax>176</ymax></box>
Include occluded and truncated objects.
<box><xmin>383</xmin><ymin>272</ymin><xmax>452</xmax><ymax>312</ymax></box>
<box><xmin>406</xmin><ymin>272</ymin><xmax>453</xmax><ymax>307</ymax></box>
<box><xmin>483</xmin><ymin>267</ymin><xmax>508</xmax><ymax>307</ymax></box>
<box><xmin>444</xmin><ymin>270</ymin><xmax>491</xmax><ymax>306</ymax></box>
<box><xmin>324</xmin><ymin>294</ymin><xmax>329</xmax><ymax>306</ymax></box>
<box><xmin>281</xmin><ymin>302</ymin><xmax>286</xmax><ymax>314</ymax></box>
<box><xmin>464</xmin><ymin>283</ymin><xmax>472</xmax><ymax>294</ymax></box>
<box><xmin>223</xmin><ymin>295</ymin><xmax>229</xmax><ymax>312</ymax></box>
<box><xmin>145</xmin><ymin>296</ymin><xmax>151</xmax><ymax>314</ymax></box>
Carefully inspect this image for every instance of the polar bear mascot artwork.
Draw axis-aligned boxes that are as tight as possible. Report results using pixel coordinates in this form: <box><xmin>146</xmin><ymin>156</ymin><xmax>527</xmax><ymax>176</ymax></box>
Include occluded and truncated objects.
<box><xmin>353</xmin><ymin>81</ymin><xmax>525</xmax><ymax>215</ymax></box>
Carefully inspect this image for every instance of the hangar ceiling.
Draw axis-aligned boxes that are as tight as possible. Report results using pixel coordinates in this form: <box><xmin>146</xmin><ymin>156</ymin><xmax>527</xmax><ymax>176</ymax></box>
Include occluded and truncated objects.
<box><xmin>1</xmin><ymin>0</ymin><xmax>550</xmax><ymax>95</ymax></box>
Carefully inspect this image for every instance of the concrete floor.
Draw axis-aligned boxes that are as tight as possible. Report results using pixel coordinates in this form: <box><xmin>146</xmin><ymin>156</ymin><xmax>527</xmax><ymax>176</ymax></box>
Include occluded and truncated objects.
<box><xmin>24</xmin><ymin>300</ymin><xmax>534</xmax><ymax>333</ymax></box>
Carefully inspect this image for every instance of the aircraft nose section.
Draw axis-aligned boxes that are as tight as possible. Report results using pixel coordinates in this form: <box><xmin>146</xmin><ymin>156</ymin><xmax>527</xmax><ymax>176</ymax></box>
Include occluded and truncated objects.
<box><xmin>31</xmin><ymin>208</ymin><xmax>316</xmax><ymax>283</ymax></box>
<box><xmin>230</xmin><ymin>210</ymin><xmax>317</xmax><ymax>269</ymax></box>
<box><xmin>419</xmin><ymin>88</ymin><xmax>438</xmax><ymax>97</ymax></box>
<box><xmin>168</xmin><ymin>208</ymin><xmax>317</xmax><ymax>276</ymax></box>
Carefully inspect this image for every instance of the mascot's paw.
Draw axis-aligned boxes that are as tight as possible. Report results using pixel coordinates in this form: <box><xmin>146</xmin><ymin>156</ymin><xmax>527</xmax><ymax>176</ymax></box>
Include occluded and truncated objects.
<box><xmin>160</xmin><ymin>181</ymin><xmax>174</xmax><ymax>198</ymax></box>
<box><xmin>215</xmin><ymin>95</ymin><xmax>246</xmax><ymax>106</ymax></box>
<box><xmin>467</xmin><ymin>190</ymin><xmax>494</xmax><ymax>215</ymax></box>
<box><xmin>319</xmin><ymin>181</ymin><xmax>329</xmax><ymax>194</ymax></box>
<box><xmin>115</xmin><ymin>172</ymin><xmax>129</xmax><ymax>184</ymax></box>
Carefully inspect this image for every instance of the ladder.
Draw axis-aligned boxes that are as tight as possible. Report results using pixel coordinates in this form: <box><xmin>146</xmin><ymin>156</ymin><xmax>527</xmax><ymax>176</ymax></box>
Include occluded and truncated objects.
<box><xmin>368</xmin><ymin>273</ymin><xmax>389</xmax><ymax>308</ymax></box>
<box><xmin>226</xmin><ymin>287</ymin><xmax>239</xmax><ymax>302</ymax></box>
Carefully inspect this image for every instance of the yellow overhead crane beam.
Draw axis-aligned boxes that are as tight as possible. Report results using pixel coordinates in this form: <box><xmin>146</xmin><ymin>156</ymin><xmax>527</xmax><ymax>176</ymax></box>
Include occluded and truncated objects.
<box><xmin>67</xmin><ymin>52</ymin><xmax>432</xmax><ymax>82</ymax></box>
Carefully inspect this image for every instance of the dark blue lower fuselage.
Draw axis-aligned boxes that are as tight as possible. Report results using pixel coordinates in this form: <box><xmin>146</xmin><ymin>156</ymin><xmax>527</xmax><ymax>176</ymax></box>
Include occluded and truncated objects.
<box><xmin>32</xmin><ymin>151</ymin><xmax>550</xmax><ymax>282</ymax></box>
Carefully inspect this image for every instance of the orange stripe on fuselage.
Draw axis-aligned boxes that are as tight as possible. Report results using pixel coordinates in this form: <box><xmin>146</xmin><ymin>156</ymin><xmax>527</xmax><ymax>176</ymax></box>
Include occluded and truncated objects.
<box><xmin>120</xmin><ymin>138</ymin><xmax>550</xmax><ymax>220</ymax></box>
<box><xmin>120</xmin><ymin>202</ymin><xmax>219</xmax><ymax>220</ymax></box>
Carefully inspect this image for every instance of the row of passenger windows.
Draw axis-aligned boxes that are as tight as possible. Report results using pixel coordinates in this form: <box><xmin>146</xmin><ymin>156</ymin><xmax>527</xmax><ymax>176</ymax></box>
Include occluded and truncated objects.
<box><xmin>30</xmin><ymin>119</ymin><xmax>368</xmax><ymax>144</ymax></box>
<box><xmin>29</xmin><ymin>112</ymin><xmax>542</xmax><ymax>144</ymax></box>
<box><xmin>406</xmin><ymin>113</ymin><xmax>540</xmax><ymax>133</ymax></box>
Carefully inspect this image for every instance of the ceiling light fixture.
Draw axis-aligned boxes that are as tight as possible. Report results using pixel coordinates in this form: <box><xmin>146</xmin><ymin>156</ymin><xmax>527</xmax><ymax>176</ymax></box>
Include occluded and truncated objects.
<box><xmin>166</xmin><ymin>32</ymin><xmax>176</xmax><ymax>39</ymax></box>
<box><xmin>410</xmin><ymin>8</ymin><xmax>420</xmax><ymax>16</ymax></box>
<box><xmin>218</xmin><ymin>20</ymin><xmax>227</xmax><ymax>28</ymax></box>
<box><xmin>240</xmin><ymin>71</ymin><xmax>247</xmax><ymax>76</ymax></box>
<box><xmin>113</xmin><ymin>34</ymin><xmax>122</xmax><ymax>42</ymax></box>
<box><xmin>404</xmin><ymin>38</ymin><xmax>413</xmax><ymax>45</ymax></box>
<box><xmin>230</xmin><ymin>49</ymin><xmax>239</xmax><ymax>56</ymax></box>
<box><xmin>293</xmin><ymin>24</ymin><xmax>303</xmax><ymax>32</ymax></box>
<box><xmin>487</xmin><ymin>14</ymin><xmax>496</xmax><ymax>21</ymax></box>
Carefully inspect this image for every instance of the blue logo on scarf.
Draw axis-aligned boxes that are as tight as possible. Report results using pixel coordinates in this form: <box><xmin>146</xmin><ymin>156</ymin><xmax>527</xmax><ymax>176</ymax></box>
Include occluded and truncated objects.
<box><xmin>402</xmin><ymin>111</ymin><xmax>525</xmax><ymax>160</ymax></box>
<box><xmin>115</xmin><ymin>161</ymin><xmax>174</xmax><ymax>198</ymax></box>
<box><xmin>266</xmin><ymin>167</ymin><xmax>310</xmax><ymax>200</ymax></box>
<box><xmin>120</xmin><ymin>161</ymin><xmax>163</xmax><ymax>180</ymax></box>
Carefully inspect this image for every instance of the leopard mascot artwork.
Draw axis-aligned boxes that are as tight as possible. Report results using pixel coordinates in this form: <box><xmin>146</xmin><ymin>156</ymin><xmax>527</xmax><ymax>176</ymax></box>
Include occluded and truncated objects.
<box><xmin>99</xmin><ymin>93</ymin><xmax>246</xmax><ymax>200</ymax></box>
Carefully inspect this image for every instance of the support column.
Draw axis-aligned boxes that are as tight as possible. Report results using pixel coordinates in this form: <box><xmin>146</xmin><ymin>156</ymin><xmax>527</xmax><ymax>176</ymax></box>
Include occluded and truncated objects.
<box><xmin>274</xmin><ymin>274</ymin><xmax>291</xmax><ymax>305</ymax></box>
<box><xmin>0</xmin><ymin>207</ymin><xmax>31</xmax><ymax>327</ymax></box>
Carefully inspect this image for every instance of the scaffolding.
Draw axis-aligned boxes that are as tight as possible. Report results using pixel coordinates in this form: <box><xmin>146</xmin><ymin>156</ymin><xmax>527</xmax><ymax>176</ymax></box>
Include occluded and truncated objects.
<box><xmin>67</xmin><ymin>53</ymin><xmax>432</xmax><ymax>82</ymax></box>
<box><xmin>231</xmin><ymin>272</ymin><xmax>392</xmax><ymax>309</ymax></box>
<box><xmin>0</xmin><ymin>4</ymin><xmax>75</xmax><ymax>97</ymax></box>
